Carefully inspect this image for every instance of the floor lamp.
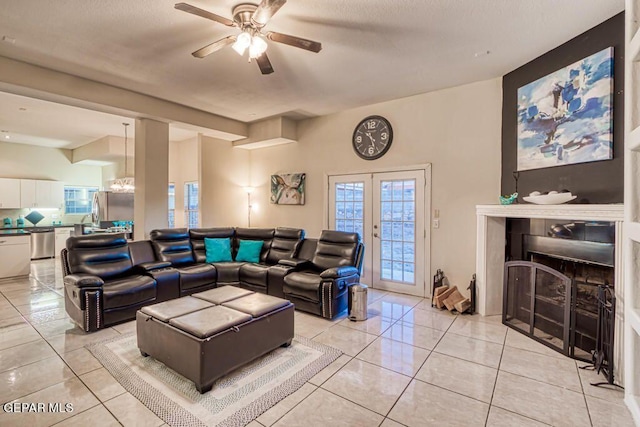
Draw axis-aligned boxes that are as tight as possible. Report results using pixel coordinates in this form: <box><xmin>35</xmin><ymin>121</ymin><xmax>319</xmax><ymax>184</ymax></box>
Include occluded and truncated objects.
<box><xmin>244</xmin><ymin>187</ymin><xmax>254</xmax><ymax>227</ymax></box>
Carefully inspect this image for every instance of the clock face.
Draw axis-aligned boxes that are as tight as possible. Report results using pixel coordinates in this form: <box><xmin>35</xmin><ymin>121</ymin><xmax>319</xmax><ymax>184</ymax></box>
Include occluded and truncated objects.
<box><xmin>352</xmin><ymin>116</ymin><xmax>393</xmax><ymax>160</ymax></box>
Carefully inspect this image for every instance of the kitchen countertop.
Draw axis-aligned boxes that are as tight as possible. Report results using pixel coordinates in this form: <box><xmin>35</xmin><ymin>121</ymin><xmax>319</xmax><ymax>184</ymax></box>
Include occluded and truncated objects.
<box><xmin>2</xmin><ymin>224</ymin><xmax>77</xmax><ymax>230</ymax></box>
<box><xmin>0</xmin><ymin>229</ymin><xmax>31</xmax><ymax>235</ymax></box>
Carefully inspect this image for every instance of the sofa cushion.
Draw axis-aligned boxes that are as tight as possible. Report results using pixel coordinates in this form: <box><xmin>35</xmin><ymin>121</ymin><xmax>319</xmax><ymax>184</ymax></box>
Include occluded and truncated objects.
<box><xmin>205</xmin><ymin>238</ymin><xmax>233</xmax><ymax>263</ymax></box>
<box><xmin>66</xmin><ymin>235</ymin><xmax>133</xmax><ymax>279</ymax></box>
<box><xmin>212</xmin><ymin>262</ymin><xmax>245</xmax><ymax>283</ymax></box>
<box><xmin>177</xmin><ymin>263</ymin><xmax>217</xmax><ymax>291</ymax></box>
<box><xmin>235</xmin><ymin>239</ymin><xmax>263</xmax><ymax>263</ymax></box>
<box><xmin>312</xmin><ymin>230</ymin><xmax>361</xmax><ymax>271</ymax></box>
<box><xmin>103</xmin><ymin>275</ymin><xmax>156</xmax><ymax>309</ymax></box>
<box><xmin>238</xmin><ymin>263</ymin><xmax>269</xmax><ymax>287</ymax></box>
<box><xmin>266</xmin><ymin>228</ymin><xmax>305</xmax><ymax>264</ymax></box>
<box><xmin>149</xmin><ymin>229</ymin><xmax>195</xmax><ymax>266</ymax></box>
<box><xmin>235</xmin><ymin>228</ymin><xmax>274</xmax><ymax>262</ymax></box>
<box><xmin>283</xmin><ymin>272</ymin><xmax>322</xmax><ymax>303</ymax></box>
<box><xmin>190</xmin><ymin>228</ymin><xmax>235</xmax><ymax>263</ymax></box>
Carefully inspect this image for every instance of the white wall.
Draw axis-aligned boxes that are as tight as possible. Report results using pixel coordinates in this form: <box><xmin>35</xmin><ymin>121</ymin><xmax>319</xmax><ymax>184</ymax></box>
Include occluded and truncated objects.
<box><xmin>245</xmin><ymin>78</ymin><xmax>503</xmax><ymax>290</ymax></box>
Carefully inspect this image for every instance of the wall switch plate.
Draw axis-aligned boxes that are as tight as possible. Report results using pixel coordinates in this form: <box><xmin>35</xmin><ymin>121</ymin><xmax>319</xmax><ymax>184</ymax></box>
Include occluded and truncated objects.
<box><xmin>433</xmin><ymin>219</ymin><xmax>440</xmax><ymax>229</ymax></box>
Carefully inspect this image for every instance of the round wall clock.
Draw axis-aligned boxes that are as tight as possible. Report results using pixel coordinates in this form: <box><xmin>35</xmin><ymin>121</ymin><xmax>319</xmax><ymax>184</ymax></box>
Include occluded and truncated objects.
<box><xmin>352</xmin><ymin>115</ymin><xmax>393</xmax><ymax>160</ymax></box>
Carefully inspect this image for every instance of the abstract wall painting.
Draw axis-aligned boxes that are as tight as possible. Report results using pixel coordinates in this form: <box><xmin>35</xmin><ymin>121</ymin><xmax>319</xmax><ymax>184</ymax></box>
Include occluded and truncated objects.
<box><xmin>270</xmin><ymin>173</ymin><xmax>305</xmax><ymax>205</ymax></box>
<box><xmin>517</xmin><ymin>47</ymin><xmax>614</xmax><ymax>171</ymax></box>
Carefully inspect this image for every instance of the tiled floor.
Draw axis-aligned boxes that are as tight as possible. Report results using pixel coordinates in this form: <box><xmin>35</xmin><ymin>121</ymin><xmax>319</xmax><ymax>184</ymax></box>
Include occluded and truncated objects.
<box><xmin>0</xmin><ymin>259</ymin><xmax>635</xmax><ymax>426</ymax></box>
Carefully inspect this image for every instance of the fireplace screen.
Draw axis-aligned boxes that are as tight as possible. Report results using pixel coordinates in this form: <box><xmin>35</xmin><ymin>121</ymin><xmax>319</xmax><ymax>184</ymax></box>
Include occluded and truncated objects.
<box><xmin>504</xmin><ymin>261</ymin><xmax>571</xmax><ymax>355</ymax></box>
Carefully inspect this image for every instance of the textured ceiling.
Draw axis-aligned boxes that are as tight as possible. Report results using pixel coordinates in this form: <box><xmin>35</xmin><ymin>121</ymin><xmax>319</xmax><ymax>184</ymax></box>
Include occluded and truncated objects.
<box><xmin>0</xmin><ymin>0</ymin><xmax>625</xmax><ymax>148</ymax></box>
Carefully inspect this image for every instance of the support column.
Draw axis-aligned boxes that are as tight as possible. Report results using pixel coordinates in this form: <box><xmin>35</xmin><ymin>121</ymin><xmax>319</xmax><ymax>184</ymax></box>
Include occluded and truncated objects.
<box><xmin>134</xmin><ymin>118</ymin><xmax>169</xmax><ymax>240</ymax></box>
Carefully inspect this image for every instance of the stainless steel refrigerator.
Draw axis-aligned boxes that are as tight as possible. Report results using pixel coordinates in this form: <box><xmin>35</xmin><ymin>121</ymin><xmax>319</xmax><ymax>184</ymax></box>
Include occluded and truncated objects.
<box><xmin>91</xmin><ymin>191</ymin><xmax>134</xmax><ymax>226</ymax></box>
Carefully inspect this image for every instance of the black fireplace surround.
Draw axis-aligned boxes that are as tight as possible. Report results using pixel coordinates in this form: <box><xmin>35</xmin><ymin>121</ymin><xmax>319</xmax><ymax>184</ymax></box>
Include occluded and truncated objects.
<box><xmin>503</xmin><ymin>219</ymin><xmax>615</xmax><ymax>362</ymax></box>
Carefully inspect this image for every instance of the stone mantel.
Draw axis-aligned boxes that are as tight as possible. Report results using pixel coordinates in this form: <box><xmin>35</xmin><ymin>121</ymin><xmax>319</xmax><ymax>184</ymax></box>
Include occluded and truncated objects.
<box><xmin>475</xmin><ymin>203</ymin><xmax>625</xmax><ymax>383</ymax></box>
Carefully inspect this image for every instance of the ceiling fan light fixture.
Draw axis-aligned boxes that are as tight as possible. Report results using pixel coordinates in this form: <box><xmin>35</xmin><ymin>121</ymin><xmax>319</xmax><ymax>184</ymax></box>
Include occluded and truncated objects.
<box><xmin>249</xmin><ymin>35</ymin><xmax>268</xmax><ymax>59</ymax></box>
<box><xmin>232</xmin><ymin>31</ymin><xmax>251</xmax><ymax>55</ymax></box>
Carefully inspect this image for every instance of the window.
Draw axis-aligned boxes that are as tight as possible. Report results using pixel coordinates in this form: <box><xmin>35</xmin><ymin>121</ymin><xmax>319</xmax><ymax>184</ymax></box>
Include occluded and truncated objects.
<box><xmin>64</xmin><ymin>186</ymin><xmax>98</xmax><ymax>215</ymax></box>
<box><xmin>184</xmin><ymin>182</ymin><xmax>199</xmax><ymax>228</ymax></box>
<box><xmin>168</xmin><ymin>183</ymin><xmax>175</xmax><ymax>228</ymax></box>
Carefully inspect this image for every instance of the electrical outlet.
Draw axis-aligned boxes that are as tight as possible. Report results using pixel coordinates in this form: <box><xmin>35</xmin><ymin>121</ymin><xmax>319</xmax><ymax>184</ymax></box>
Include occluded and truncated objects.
<box><xmin>433</xmin><ymin>218</ymin><xmax>440</xmax><ymax>229</ymax></box>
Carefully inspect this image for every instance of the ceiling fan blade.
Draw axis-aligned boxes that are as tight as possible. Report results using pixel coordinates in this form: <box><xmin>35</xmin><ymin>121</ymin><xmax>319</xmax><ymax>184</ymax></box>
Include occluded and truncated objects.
<box><xmin>192</xmin><ymin>35</ymin><xmax>237</xmax><ymax>58</ymax></box>
<box><xmin>175</xmin><ymin>2</ymin><xmax>236</xmax><ymax>27</ymax></box>
<box><xmin>256</xmin><ymin>53</ymin><xmax>274</xmax><ymax>75</ymax></box>
<box><xmin>266</xmin><ymin>31</ymin><xmax>322</xmax><ymax>53</ymax></box>
<box><xmin>252</xmin><ymin>0</ymin><xmax>287</xmax><ymax>27</ymax></box>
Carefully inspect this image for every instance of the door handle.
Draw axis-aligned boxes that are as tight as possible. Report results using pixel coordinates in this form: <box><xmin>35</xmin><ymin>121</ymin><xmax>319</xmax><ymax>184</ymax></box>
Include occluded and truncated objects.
<box><xmin>373</xmin><ymin>233</ymin><xmax>379</xmax><ymax>238</ymax></box>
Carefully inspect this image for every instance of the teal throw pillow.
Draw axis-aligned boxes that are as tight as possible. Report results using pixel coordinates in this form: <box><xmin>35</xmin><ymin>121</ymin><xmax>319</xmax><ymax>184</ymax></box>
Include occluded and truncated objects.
<box><xmin>235</xmin><ymin>239</ymin><xmax>263</xmax><ymax>263</ymax></box>
<box><xmin>204</xmin><ymin>238</ymin><xmax>233</xmax><ymax>263</ymax></box>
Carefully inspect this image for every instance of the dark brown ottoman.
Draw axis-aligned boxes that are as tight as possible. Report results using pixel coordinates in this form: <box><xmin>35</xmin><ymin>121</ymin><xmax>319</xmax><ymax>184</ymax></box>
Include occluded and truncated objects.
<box><xmin>136</xmin><ymin>286</ymin><xmax>294</xmax><ymax>393</ymax></box>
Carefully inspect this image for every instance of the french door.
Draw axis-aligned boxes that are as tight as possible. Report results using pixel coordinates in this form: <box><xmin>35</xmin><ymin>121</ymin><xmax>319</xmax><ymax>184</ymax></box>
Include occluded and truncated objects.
<box><xmin>329</xmin><ymin>168</ymin><xmax>429</xmax><ymax>296</ymax></box>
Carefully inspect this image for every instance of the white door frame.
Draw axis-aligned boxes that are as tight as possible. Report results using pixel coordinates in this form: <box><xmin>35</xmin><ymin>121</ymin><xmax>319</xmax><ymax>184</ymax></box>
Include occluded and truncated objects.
<box><xmin>325</xmin><ymin>164</ymin><xmax>432</xmax><ymax>297</ymax></box>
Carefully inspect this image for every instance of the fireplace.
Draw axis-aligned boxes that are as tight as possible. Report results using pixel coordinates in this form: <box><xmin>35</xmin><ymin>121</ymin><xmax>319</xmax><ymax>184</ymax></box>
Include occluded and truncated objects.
<box><xmin>503</xmin><ymin>220</ymin><xmax>615</xmax><ymax>362</ymax></box>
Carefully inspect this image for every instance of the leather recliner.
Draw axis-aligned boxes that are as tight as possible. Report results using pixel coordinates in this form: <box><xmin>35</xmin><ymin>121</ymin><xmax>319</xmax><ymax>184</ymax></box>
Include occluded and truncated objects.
<box><xmin>63</xmin><ymin>234</ymin><xmax>162</xmax><ymax>331</ymax></box>
<box><xmin>282</xmin><ymin>230</ymin><xmax>364</xmax><ymax>319</ymax></box>
<box><xmin>238</xmin><ymin>227</ymin><xmax>305</xmax><ymax>293</ymax></box>
<box><xmin>149</xmin><ymin>228</ymin><xmax>217</xmax><ymax>295</ymax></box>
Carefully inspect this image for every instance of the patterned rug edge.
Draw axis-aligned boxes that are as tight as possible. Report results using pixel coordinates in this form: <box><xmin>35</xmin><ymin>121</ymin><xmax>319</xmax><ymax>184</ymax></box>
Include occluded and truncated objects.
<box><xmin>87</xmin><ymin>333</ymin><xmax>342</xmax><ymax>427</ymax></box>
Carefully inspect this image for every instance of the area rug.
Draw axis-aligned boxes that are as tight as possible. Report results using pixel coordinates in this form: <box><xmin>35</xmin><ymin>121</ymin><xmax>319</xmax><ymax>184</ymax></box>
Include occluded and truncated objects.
<box><xmin>87</xmin><ymin>334</ymin><xmax>341</xmax><ymax>427</ymax></box>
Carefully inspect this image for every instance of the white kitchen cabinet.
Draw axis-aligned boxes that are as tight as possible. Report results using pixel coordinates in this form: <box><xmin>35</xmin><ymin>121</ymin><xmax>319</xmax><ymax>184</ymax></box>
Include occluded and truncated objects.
<box><xmin>0</xmin><ymin>235</ymin><xmax>30</xmax><ymax>278</ymax></box>
<box><xmin>20</xmin><ymin>179</ymin><xmax>65</xmax><ymax>209</ymax></box>
<box><xmin>0</xmin><ymin>178</ymin><xmax>21</xmax><ymax>209</ymax></box>
<box><xmin>54</xmin><ymin>227</ymin><xmax>72</xmax><ymax>257</ymax></box>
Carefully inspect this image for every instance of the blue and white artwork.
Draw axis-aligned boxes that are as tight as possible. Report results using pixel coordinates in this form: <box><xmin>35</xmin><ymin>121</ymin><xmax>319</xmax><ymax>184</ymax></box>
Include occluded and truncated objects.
<box><xmin>517</xmin><ymin>47</ymin><xmax>614</xmax><ymax>171</ymax></box>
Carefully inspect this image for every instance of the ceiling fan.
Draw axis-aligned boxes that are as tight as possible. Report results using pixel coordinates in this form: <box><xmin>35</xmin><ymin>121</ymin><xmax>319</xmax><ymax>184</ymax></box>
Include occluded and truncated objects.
<box><xmin>175</xmin><ymin>1</ymin><xmax>322</xmax><ymax>75</ymax></box>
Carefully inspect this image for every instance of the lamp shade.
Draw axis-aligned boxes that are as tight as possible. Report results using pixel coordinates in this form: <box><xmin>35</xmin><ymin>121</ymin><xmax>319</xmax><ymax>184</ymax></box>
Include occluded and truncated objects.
<box><xmin>232</xmin><ymin>32</ymin><xmax>251</xmax><ymax>55</ymax></box>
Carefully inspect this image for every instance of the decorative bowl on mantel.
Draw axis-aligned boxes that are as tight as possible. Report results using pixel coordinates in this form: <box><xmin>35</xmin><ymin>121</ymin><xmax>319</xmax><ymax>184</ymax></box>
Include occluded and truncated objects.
<box><xmin>499</xmin><ymin>193</ymin><xmax>518</xmax><ymax>205</ymax></box>
<box><xmin>522</xmin><ymin>191</ymin><xmax>577</xmax><ymax>205</ymax></box>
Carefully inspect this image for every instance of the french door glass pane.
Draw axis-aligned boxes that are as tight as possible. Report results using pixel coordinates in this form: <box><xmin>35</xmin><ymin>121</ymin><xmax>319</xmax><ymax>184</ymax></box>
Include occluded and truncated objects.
<box><xmin>334</xmin><ymin>182</ymin><xmax>364</xmax><ymax>239</ymax></box>
<box><xmin>379</xmin><ymin>179</ymin><xmax>416</xmax><ymax>283</ymax></box>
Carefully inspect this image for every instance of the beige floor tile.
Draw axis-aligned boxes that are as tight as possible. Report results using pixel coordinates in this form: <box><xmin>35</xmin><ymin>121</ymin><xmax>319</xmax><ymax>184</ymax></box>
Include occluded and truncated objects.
<box><xmin>367</xmin><ymin>288</ymin><xmax>388</xmax><ymax>304</ymax></box>
<box><xmin>412</xmin><ymin>299</ymin><xmax>440</xmax><ymax>312</ymax></box>
<box><xmin>312</xmin><ymin>324</ymin><xmax>377</xmax><ymax>356</ymax></box>
<box><xmin>401</xmin><ymin>308</ymin><xmax>457</xmax><ymax>331</ymax></box>
<box><xmin>257</xmin><ymin>382</ymin><xmax>317</xmax><ymax>426</ymax></box>
<box><xmin>356</xmin><ymin>336</ymin><xmax>430</xmax><ymax>377</ymax></box>
<box><xmin>577</xmin><ymin>364</ymin><xmax>626</xmax><ymax>403</ymax></box>
<box><xmin>0</xmin><ymin>305</ymin><xmax>22</xmax><ymax>321</ymax></box>
<box><xmin>377</xmin><ymin>293</ymin><xmax>423</xmax><ymax>307</ymax></box>
<box><xmin>388</xmin><ymin>379</ymin><xmax>489</xmax><ymax>426</ymax></box>
<box><xmin>272</xmin><ymin>387</ymin><xmax>384</xmax><ymax>426</ymax></box>
<box><xmin>464</xmin><ymin>313</ymin><xmax>503</xmax><ymax>325</ymax></box>
<box><xmin>55</xmin><ymin>404</ymin><xmax>121</xmax><ymax>427</ymax></box>
<box><xmin>338</xmin><ymin>314</ymin><xmax>396</xmax><ymax>335</ymax></box>
<box><xmin>0</xmin><ymin>323</ymin><xmax>41</xmax><ymax>351</ymax></box>
<box><xmin>504</xmin><ymin>328</ymin><xmax>566</xmax><ymax>359</ymax></box>
<box><xmin>111</xmin><ymin>319</ymin><xmax>137</xmax><ymax>335</ymax></box>
<box><xmin>246</xmin><ymin>422</ymin><xmax>264</xmax><ymax>427</ymax></box>
<box><xmin>500</xmin><ymin>345</ymin><xmax>581</xmax><ymax>392</ymax></box>
<box><xmin>0</xmin><ymin>356</ymin><xmax>75</xmax><ymax>402</ymax></box>
<box><xmin>485</xmin><ymin>406</ymin><xmax>548</xmax><ymax>426</ymax></box>
<box><xmin>61</xmin><ymin>347</ymin><xmax>104</xmax><ymax>376</ymax></box>
<box><xmin>25</xmin><ymin>306</ymin><xmax>71</xmax><ymax>324</ymax></box>
<box><xmin>0</xmin><ymin>338</ymin><xmax>57</xmax><ymax>372</ymax></box>
<box><xmin>492</xmin><ymin>371</ymin><xmax>591</xmax><ymax>427</ymax></box>
<box><xmin>80</xmin><ymin>367</ymin><xmax>126</xmax><ymax>402</ymax></box>
<box><xmin>447</xmin><ymin>315</ymin><xmax>507</xmax><ymax>344</ymax></box>
<box><xmin>416</xmin><ymin>352</ymin><xmax>497</xmax><ymax>403</ymax></box>
<box><xmin>381</xmin><ymin>320</ymin><xmax>445</xmax><ymax>350</ymax></box>
<box><xmin>0</xmin><ymin>315</ymin><xmax>29</xmax><ymax>332</ymax></box>
<box><xmin>380</xmin><ymin>418</ymin><xmax>405</xmax><ymax>427</ymax></box>
<box><xmin>434</xmin><ymin>332</ymin><xmax>503</xmax><ymax>368</ymax></box>
<box><xmin>323</xmin><ymin>358</ymin><xmax>411</xmax><ymax>415</ymax></box>
<box><xmin>15</xmin><ymin>297</ymin><xmax>66</xmax><ymax>314</ymax></box>
<box><xmin>33</xmin><ymin>317</ymin><xmax>79</xmax><ymax>338</ymax></box>
<box><xmin>2</xmin><ymin>289</ymin><xmax>63</xmax><ymax>306</ymax></box>
<box><xmin>104</xmin><ymin>392</ymin><xmax>164</xmax><ymax>427</ymax></box>
<box><xmin>46</xmin><ymin>327</ymin><xmax>120</xmax><ymax>354</ymax></box>
<box><xmin>308</xmin><ymin>354</ymin><xmax>352</xmax><ymax>386</ymax></box>
<box><xmin>586</xmin><ymin>395</ymin><xmax>637</xmax><ymax>427</ymax></box>
<box><xmin>367</xmin><ymin>300</ymin><xmax>415</xmax><ymax>320</ymax></box>
<box><xmin>294</xmin><ymin>312</ymin><xmax>336</xmax><ymax>338</ymax></box>
<box><xmin>0</xmin><ymin>377</ymin><xmax>99</xmax><ymax>427</ymax></box>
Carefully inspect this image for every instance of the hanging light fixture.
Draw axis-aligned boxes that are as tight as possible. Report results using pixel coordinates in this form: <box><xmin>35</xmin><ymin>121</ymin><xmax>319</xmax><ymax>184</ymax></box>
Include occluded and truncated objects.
<box><xmin>110</xmin><ymin>123</ymin><xmax>135</xmax><ymax>193</ymax></box>
<box><xmin>231</xmin><ymin>29</ymin><xmax>268</xmax><ymax>60</ymax></box>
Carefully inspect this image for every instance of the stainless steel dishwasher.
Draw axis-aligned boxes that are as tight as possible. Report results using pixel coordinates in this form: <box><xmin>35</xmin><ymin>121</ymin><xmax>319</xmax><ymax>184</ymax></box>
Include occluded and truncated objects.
<box><xmin>30</xmin><ymin>228</ymin><xmax>55</xmax><ymax>259</ymax></box>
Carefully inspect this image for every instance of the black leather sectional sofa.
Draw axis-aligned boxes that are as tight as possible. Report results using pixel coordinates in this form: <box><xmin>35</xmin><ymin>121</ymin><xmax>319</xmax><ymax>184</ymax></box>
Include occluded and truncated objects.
<box><xmin>62</xmin><ymin>227</ymin><xmax>364</xmax><ymax>332</ymax></box>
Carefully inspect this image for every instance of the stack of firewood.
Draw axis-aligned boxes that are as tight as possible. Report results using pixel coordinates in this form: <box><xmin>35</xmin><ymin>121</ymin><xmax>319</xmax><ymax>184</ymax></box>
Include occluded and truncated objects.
<box><xmin>432</xmin><ymin>285</ymin><xmax>471</xmax><ymax>313</ymax></box>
